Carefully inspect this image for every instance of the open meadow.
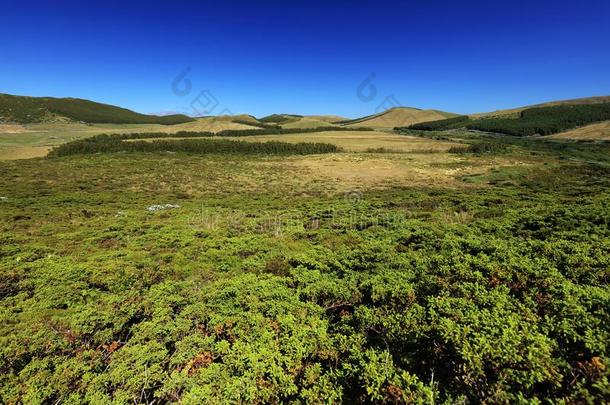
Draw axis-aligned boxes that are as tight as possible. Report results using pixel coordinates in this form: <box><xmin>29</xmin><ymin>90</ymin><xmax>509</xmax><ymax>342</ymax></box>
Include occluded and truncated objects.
<box><xmin>1</xmin><ymin>126</ymin><xmax>609</xmax><ymax>403</ymax></box>
<box><xmin>0</xmin><ymin>118</ymin><xmax>261</xmax><ymax>160</ymax></box>
<box><xmin>130</xmin><ymin>130</ymin><xmax>462</xmax><ymax>153</ymax></box>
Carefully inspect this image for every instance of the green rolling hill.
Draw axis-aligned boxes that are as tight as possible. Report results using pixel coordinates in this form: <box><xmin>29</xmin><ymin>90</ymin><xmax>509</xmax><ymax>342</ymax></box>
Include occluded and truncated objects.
<box><xmin>0</xmin><ymin>93</ymin><xmax>195</xmax><ymax>125</ymax></box>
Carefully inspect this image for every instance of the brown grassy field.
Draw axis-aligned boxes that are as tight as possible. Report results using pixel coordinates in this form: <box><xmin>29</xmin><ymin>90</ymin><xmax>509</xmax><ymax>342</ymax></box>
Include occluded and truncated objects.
<box><xmin>0</xmin><ymin>124</ymin><xmax>28</xmax><ymax>134</ymax></box>
<box><xmin>0</xmin><ymin>146</ymin><xmax>51</xmax><ymax>160</ymax></box>
<box><xmin>132</xmin><ymin>130</ymin><xmax>462</xmax><ymax>153</ymax></box>
<box><xmin>169</xmin><ymin>116</ymin><xmax>258</xmax><ymax>132</ymax></box>
<box><xmin>281</xmin><ymin>117</ymin><xmax>341</xmax><ymax>129</ymax></box>
<box><xmin>0</xmin><ymin>118</ymin><xmax>262</xmax><ymax>160</ymax></box>
<box><xmin>305</xmin><ymin>115</ymin><xmax>346</xmax><ymax>123</ymax></box>
<box><xmin>547</xmin><ymin>120</ymin><xmax>610</xmax><ymax>140</ymax></box>
<box><xmin>284</xmin><ymin>153</ymin><xmax>531</xmax><ymax>193</ymax></box>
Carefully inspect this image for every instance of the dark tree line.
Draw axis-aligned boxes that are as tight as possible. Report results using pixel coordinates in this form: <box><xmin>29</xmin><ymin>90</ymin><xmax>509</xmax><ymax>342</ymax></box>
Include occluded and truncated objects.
<box><xmin>112</xmin><ymin>125</ymin><xmax>370</xmax><ymax>140</ymax></box>
<box><xmin>467</xmin><ymin>103</ymin><xmax>610</xmax><ymax>136</ymax></box>
<box><xmin>398</xmin><ymin>103</ymin><xmax>610</xmax><ymax>137</ymax></box>
<box><xmin>48</xmin><ymin>134</ymin><xmax>342</xmax><ymax>157</ymax></box>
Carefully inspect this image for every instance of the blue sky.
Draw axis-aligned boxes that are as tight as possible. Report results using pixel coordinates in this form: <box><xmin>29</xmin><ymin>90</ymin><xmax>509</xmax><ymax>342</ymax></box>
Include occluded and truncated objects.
<box><xmin>2</xmin><ymin>0</ymin><xmax>609</xmax><ymax>118</ymax></box>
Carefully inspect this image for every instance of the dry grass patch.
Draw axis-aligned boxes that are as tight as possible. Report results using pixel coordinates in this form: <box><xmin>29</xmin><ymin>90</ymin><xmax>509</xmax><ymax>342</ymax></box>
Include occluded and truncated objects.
<box><xmin>281</xmin><ymin>118</ymin><xmax>340</xmax><ymax>129</ymax></box>
<box><xmin>255</xmin><ymin>153</ymin><xmax>532</xmax><ymax>195</ymax></box>
<box><xmin>344</xmin><ymin>108</ymin><xmax>455</xmax><ymax>129</ymax></box>
<box><xmin>0</xmin><ymin>124</ymin><xmax>28</xmax><ymax>134</ymax></box>
<box><xmin>547</xmin><ymin>121</ymin><xmax>610</xmax><ymax>140</ymax></box>
<box><xmin>0</xmin><ymin>146</ymin><xmax>51</xmax><ymax>160</ymax></box>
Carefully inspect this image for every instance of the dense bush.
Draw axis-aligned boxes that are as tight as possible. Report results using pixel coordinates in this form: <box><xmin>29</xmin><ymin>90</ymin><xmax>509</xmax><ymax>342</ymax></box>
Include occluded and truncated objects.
<box><xmin>449</xmin><ymin>142</ymin><xmax>509</xmax><ymax>154</ymax></box>
<box><xmin>47</xmin><ymin>134</ymin><xmax>342</xmax><ymax>157</ymax></box>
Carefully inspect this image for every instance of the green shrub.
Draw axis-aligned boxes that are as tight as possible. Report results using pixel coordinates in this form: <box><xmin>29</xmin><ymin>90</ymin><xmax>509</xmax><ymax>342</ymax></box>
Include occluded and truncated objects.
<box><xmin>449</xmin><ymin>142</ymin><xmax>509</xmax><ymax>154</ymax></box>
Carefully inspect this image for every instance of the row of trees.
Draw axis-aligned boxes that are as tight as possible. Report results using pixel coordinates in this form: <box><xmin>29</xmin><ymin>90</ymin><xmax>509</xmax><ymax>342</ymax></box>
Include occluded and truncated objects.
<box><xmin>399</xmin><ymin>103</ymin><xmax>610</xmax><ymax>137</ymax></box>
<box><xmin>48</xmin><ymin>134</ymin><xmax>342</xmax><ymax>157</ymax></box>
<box><xmin>113</xmin><ymin>125</ymin><xmax>370</xmax><ymax>140</ymax></box>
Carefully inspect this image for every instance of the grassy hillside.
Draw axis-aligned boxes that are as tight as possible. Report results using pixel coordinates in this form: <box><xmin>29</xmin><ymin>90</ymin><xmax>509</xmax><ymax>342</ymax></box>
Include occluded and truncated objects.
<box><xmin>281</xmin><ymin>117</ymin><xmax>341</xmax><ymax>129</ymax></box>
<box><xmin>549</xmin><ymin>120</ymin><xmax>610</xmax><ymax>140</ymax></box>
<box><xmin>467</xmin><ymin>103</ymin><xmax>610</xmax><ymax>136</ymax></box>
<box><xmin>402</xmin><ymin>103</ymin><xmax>610</xmax><ymax>137</ymax></box>
<box><xmin>474</xmin><ymin>95</ymin><xmax>610</xmax><ymax>118</ymax></box>
<box><xmin>259</xmin><ymin>114</ymin><xmax>304</xmax><ymax>124</ymax></box>
<box><xmin>0</xmin><ymin>93</ymin><xmax>195</xmax><ymax>125</ymax></box>
<box><xmin>306</xmin><ymin>114</ymin><xmax>347</xmax><ymax>123</ymax></box>
<box><xmin>341</xmin><ymin>107</ymin><xmax>458</xmax><ymax>129</ymax></box>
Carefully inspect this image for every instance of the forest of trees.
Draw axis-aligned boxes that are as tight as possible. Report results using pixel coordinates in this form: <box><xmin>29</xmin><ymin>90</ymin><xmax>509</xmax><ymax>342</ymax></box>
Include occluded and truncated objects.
<box><xmin>401</xmin><ymin>103</ymin><xmax>610</xmax><ymax>136</ymax></box>
<box><xmin>47</xmin><ymin>134</ymin><xmax>342</xmax><ymax>157</ymax></box>
<box><xmin>0</xmin><ymin>93</ymin><xmax>194</xmax><ymax>124</ymax></box>
<box><xmin>111</xmin><ymin>126</ymin><xmax>370</xmax><ymax>140</ymax></box>
<box><xmin>467</xmin><ymin>103</ymin><xmax>610</xmax><ymax>136</ymax></box>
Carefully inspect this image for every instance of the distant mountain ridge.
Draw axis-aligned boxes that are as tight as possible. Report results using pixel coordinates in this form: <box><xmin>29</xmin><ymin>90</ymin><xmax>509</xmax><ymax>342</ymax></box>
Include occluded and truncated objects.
<box><xmin>2</xmin><ymin>92</ymin><xmax>609</xmax><ymax>131</ymax></box>
<box><xmin>0</xmin><ymin>93</ymin><xmax>195</xmax><ymax>125</ymax></box>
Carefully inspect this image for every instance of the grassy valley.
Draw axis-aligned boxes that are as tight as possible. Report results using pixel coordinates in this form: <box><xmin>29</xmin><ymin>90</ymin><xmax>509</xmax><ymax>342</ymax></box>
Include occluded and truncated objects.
<box><xmin>1</xmin><ymin>94</ymin><xmax>609</xmax><ymax>403</ymax></box>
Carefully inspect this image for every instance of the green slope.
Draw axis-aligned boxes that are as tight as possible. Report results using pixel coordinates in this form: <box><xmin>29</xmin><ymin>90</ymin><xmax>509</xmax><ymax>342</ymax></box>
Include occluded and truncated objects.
<box><xmin>0</xmin><ymin>93</ymin><xmax>195</xmax><ymax>125</ymax></box>
<box><xmin>403</xmin><ymin>102</ymin><xmax>610</xmax><ymax>136</ymax></box>
<box><xmin>258</xmin><ymin>114</ymin><xmax>304</xmax><ymax>124</ymax></box>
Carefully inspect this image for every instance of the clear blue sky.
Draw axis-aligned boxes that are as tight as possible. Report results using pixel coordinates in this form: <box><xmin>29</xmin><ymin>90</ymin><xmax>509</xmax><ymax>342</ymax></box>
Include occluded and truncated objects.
<box><xmin>2</xmin><ymin>0</ymin><xmax>609</xmax><ymax>118</ymax></box>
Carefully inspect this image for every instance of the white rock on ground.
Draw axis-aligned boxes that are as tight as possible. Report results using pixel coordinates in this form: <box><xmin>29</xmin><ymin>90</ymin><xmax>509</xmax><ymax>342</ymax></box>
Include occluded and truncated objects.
<box><xmin>147</xmin><ymin>204</ymin><xmax>181</xmax><ymax>212</ymax></box>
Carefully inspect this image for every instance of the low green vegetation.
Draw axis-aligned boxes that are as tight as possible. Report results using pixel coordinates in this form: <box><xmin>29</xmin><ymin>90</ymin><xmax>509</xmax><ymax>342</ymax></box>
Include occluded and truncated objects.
<box><xmin>1</xmin><ymin>134</ymin><xmax>609</xmax><ymax>403</ymax></box>
<box><xmin>449</xmin><ymin>142</ymin><xmax>510</xmax><ymax>154</ymax></box>
<box><xmin>0</xmin><ymin>93</ymin><xmax>194</xmax><ymax>125</ymax></box>
<box><xmin>400</xmin><ymin>103</ymin><xmax>610</xmax><ymax>137</ymax></box>
<box><xmin>48</xmin><ymin>134</ymin><xmax>341</xmax><ymax>157</ymax></box>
